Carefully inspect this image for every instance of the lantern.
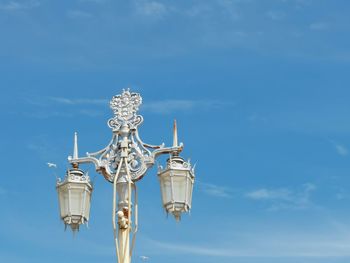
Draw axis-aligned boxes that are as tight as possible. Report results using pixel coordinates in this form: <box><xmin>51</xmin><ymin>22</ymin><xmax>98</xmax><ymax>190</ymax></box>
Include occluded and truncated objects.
<box><xmin>56</xmin><ymin>168</ymin><xmax>93</xmax><ymax>231</ymax></box>
<box><xmin>158</xmin><ymin>156</ymin><xmax>195</xmax><ymax>221</ymax></box>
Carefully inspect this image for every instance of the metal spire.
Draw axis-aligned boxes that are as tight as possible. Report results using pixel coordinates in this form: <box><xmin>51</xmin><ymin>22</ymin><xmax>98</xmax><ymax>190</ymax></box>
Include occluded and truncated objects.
<box><xmin>173</xmin><ymin>120</ymin><xmax>178</xmax><ymax>147</ymax></box>
<box><xmin>73</xmin><ymin>132</ymin><xmax>79</xmax><ymax>159</ymax></box>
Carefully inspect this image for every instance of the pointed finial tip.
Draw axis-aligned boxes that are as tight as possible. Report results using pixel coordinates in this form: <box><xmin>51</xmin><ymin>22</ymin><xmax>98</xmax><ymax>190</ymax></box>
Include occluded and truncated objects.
<box><xmin>73</xmin><ymin>132</ymin><xmax>79</xmax><ymax>160</ymax></box>
<box><xmin>173</xmin><ymin>119</ymin><xmax>178</xmax><ymax>147</ymax></box>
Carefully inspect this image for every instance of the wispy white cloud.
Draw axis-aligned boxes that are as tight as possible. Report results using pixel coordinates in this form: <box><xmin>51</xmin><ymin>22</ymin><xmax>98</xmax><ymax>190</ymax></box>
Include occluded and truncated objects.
<box><xmin>26</xmin><ymin>135</ymin><xmax>60</xmax><ymax>161</ymax></box>
<box><xmin>184</xmin><ymin>4</ymin><xmax>211</xmax><ymax>17</ymax></box>
<box><xmin>267</xmin><ymin>105</ymin><xmax>350</xmax><ymax>134</ymax></box>
<box><xmin>48</xmin><ymin>96</ymin><xmax>108</xmax><ymax>105</ymax></box>
<box><xmin>142</xmin><ymin>99</ymin><xmax>232</xmax><ymax>114</ymax></box>
<box><xmin>147</xmin><ymin>238</ymin><xmax>242</xmax><ymax>257</ymax></box>
<box><xmin>216</xmin><ymin>0</ymin><xmax>241</xmax><ymax>20</ymax></box>
<box><xmin>45</xmin><ymin>97</ymin><xmax>232</xmax><ymax>113</ymax></box>
<box><xmin>25</xmin><ymin>111</ymin><xmax>74</xmax><ymax>119</ymax></box>
<box><xmin>67</xmin><ymin>10</ymin><xmax>93</xmax><ymax>19</ymax></box>
<box><xmin>245</xmin><ymin>183</ymin><xmax>316</xmax><ymax>210</ymax></box>
<box><xmin>198</xmin><ymin>182</ymin><xmax>233</xmax><ymax>198</ymax></box>
<box><xmin>0</xmin><ymin>211</ymin><xmax>115</xmax><ymax>258</ymax></box>
<box><xmin>0</xmin><ymin>0</ymin><xmax>39</xmax><ymax>11</ymax></box>
<box><xmin>79</xmin><ymin>109</ymin><xmax>104</xmax><ymax>117</ymax></box>
<box><xmin>336</xmin><ymin>191</ymin><xmax>348</xmax><ymax>200</ymax></box>
<box><xmin>27</xmin><ymin>96</ymin><xmax>231</xmax><ymax>116</ymax></box>
<box><xmin>335</xmin><ymin>144</ymin><xmax>348</xmax><ymax>156</ymax></box>
<box><xmin>79</xmin><ymin>0</ymin><xmax>108</xmax><ymax>3</ymax></box>
<box><xmin>143</xmin><ymin>228</ymin><xmax>350</xmax><ymax>258</ymax></box>
<box><xmin>25</xmin><ymin>109</ymin><xmax>103</xmax><ymax>119</ymax></box>
<box><xmin>246</xmin><ymin>188</ymin><xmax>290</xmax><ymax>200</ymax></box>
<box><xmin>248</xmin><ymin>113</ymin><xmax>268</xmax><ymax>123</ymax></box>
<box><xmin>266</xmin><ymin>10</ymin><xmax>285</xmax><ymax>21</ymax></box>
<box><xmin>335</xmin><ymin>145</ymin><xmax>348</xmax><ymax>156</ymax></box>
<box><xmin>330</xmin><ymin>140</ymin><xmax>348</xmax><ymax>156</ymax></box>
<box><xmin>309</xmin><ymin>22</ymin><xmax>330</xmax><ymax>31</ymax></box>
<box><xmin>0</xmin><ymin>186</ymin><xmax>7</xmax><ymax>195</ymax></box>
<box><xmin>134</xmin><ymin>0</ymin><xmax>168</xmax><ymax>17</ymax></box>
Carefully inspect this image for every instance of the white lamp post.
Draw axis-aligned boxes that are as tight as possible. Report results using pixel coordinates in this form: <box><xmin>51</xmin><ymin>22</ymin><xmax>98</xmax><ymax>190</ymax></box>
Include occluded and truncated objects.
<box><xmin>56</xmin><ymin>89</ymin><xmax>195</xmax><ymax>263</ymax></box>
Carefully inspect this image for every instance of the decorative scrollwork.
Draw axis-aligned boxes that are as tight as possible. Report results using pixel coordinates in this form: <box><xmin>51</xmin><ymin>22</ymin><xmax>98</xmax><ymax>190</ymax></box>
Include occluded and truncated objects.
<box><xmin>68</xmin><ymin>89</ymin><xmax>184</xmax><ymax>183</ymax></box>
<box><xmin>108</xmin><ymin>118</ymin><xmax>121</xmax><ymax>131</ymax></box>
<box><xmin>108</xmin><ymin>89</ymin><xmax>143</xmax><ymax>131</ymax></box>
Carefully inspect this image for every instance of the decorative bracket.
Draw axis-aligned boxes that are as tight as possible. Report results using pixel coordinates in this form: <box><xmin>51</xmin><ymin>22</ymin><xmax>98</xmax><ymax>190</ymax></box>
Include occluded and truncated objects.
<box><xmin>68</xmin><ymin>89</ymin><xmax>183</xmax><ymax>183</ymax></box>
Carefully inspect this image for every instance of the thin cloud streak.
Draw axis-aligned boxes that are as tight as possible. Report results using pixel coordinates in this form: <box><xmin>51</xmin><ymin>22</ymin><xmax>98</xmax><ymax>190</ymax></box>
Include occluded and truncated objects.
<box><xmin>309</xmin><ymin>22</ymin><xmax>330</xmax><ymax>31</ymax></box>
<box><xmin>331</xmin><ymin>141</ymin><xmax>348</xmax><ymax>156</ymax></box>
<box><xmin>198</xmin><ymin>181</ymin><xmax>233</xmax><ymax>198</ymax></box>
<box><xmin>266</xmin><ymin>10</ymin><xmax>285</xmax><ymax>21</ymax></box>
<box><xmin>48</xmin><ymin>96</ymin><xmax>108</xmax><ymax>105</ymax></box>
<box><xmin>79</xmin><ymin>0</ymin><xmax>108</xmax><ymax>3</ymax></box>
<box><xmin>47</xmin><ymin>97</ymin><xmax>232</xmax><ymax>113</ymax></box>
<box><xmin>0</xmin><ymin>0</ymin><xmax>40</xmax><ymax>11</ymax></box>
<box><xmin>245</xmin><ymin>183</ymin><xmax>316</xmax><ymax>210</ymax></box>
<box><xmin>134</xmin><ymin>0</ymin><xmax>168</xmax><ymax>17</ymax></box>
<box><xmin>25</xmin><ymin>96</ymin><xmax>231</xmax><ymax>119</ymax></box>
<box><xmin>335</xmin><ymin>144</ymin><xmax>348</xmax><ymax>156</ymax></box>
<box><xmin>142</xmin><ymin>99</ymin><xmax>232</xmax><ymax>114</ymax></box>
<box><xmin>0</xmin><ymin>186</ymin><xmax>7</xmax><ymax>195</ymax></box>
<box><xmin>144</xmin><ymin>233</ymin><xmax>350</xmax><ymax>258</ymax></box>
<box><xmin>44</xmin><ymin>96</ymin><xmax>231</xmax><ymax>113</ymax></box>
<box><xmin>67</xmin><ymin>10</ymin><xmax>93</xmax><ymax>19</ymax></box>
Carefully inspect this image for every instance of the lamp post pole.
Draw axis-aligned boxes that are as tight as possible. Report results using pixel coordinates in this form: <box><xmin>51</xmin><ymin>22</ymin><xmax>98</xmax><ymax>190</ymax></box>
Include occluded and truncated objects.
<box><xmin>56</xmin><ymin>89</ymin><xmax>195</xmax><ymax>263</ymax></box>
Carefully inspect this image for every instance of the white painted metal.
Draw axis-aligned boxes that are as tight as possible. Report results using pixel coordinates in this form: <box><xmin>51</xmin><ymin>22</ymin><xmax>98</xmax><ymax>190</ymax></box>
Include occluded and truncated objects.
<box><xmin>56</xmin><ymin>168</ymin><xmax>93</xmax><ymax>231</ymax></box>
<box><xmin>57</xmin><ymin>89</ymin><xmax>195</xmax><ymax>263</ymax></box>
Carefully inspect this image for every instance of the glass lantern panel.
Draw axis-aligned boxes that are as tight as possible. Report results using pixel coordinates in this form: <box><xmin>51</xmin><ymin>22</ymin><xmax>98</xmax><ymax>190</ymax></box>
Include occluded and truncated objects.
<box><xmin>69</xmin><ymin>185</ymin><xmax>85</xmax><ymax>216</ymax></box>
<box><xmin>58</xmin><ymin>185</ymin><xmax>69</xmax><ymax>218</ymax></box>
<box><xmin>159</xmin><ymin>173</ymin><xmax>172</xmax><ymax>206</ymax></box>
<box><xmin>187</xmin><ymin>176</ymin><xmax>194</xmax><ymax>207</ymax></box>
<box><xmin>172</xmin><ymin>172</ymin><xmax>187</xmax><ymax>202</ymax></box>
<box><xmin>84</xmin><ymin>188</ymin><xmax>92</xmax><ymax>220</ymax></box>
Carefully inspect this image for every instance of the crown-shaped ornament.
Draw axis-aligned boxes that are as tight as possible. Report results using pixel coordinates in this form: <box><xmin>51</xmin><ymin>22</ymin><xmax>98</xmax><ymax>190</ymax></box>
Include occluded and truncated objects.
<box><xmin>110</xmin><ymin>89</ymin><xmax>142</xmax><ymax>121</ymax></box>
<box><xmin>108</xmin><ymin>89</ymin><xmax>143</xmax><ymax>131</ymax></box>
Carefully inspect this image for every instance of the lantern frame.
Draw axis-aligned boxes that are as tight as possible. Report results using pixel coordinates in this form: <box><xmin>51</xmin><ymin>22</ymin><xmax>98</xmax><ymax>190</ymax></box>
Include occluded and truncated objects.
<box><xmin>56</xmin><ymin>168</ymin><xmax>93</xmax><ymax>231</ymax></box>
<box><xmin>158</xmin><ymin>156</ymin><xmax>195</xmax><ymax>221</ymax></box>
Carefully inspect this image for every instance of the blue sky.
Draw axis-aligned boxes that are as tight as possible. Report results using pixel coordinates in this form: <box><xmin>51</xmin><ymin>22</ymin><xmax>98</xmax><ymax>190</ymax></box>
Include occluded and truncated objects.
<box><xmin>1</xmin><ymin>0</ymin><xmax>350</xmax><ymax>262</ymax></box>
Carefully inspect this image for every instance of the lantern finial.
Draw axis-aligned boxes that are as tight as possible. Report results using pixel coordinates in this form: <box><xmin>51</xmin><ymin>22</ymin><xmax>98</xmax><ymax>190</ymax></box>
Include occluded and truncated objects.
<box><xmin>72</xmin><ymin>132</ymin><xmax>79</xmax><ymax>169</ymax></box>
<box><xmin>173</xmin><ymin>119</ymin><xmax>178</xmax><ymax>147</ymax></box>
<box><xmin>73</xmin><ymin>132</ymin><xmax>79</xmax><ymax>159</ymax></box>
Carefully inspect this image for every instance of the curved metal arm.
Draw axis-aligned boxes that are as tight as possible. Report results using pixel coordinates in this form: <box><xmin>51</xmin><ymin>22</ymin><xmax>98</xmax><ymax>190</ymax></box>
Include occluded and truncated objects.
<box><xmin>68</xmin><ymin>141</ymin><xmax>183</xmax><ymax>183</ymax></box>
<box><xmin>68</xmin><ymin>156</ymin><xmax>100</xmax><ymax>169</ymax></box>
<box><xmin>152</xmin><ymin>143</ymin><xmax>184</xmax><ymax>159</ymax></box>
<box><xmin>67</xmin><ymin>90</ymin><xmax>185</xmax><ymax>184</ymax></box>
<box><xmin>63</xmin><ymin>90</ymin><xmax>192</xmax><ymax>263</ymax></box>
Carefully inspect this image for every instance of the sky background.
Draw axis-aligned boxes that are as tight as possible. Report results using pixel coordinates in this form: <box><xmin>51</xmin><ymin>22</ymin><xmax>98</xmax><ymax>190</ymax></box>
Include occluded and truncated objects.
<box><xmin>1</xmin><ymin>0</ymin><xmax>350</xmax><ymax>262</ymax></box>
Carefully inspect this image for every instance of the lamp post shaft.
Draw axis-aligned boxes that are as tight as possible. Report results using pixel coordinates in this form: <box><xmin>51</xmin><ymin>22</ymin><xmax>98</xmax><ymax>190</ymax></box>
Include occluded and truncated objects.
<box><xmin>118</xmin><ymin>219</ymin><xmax>131</xmax><ymax>263</ymax></box>
<box><xmin>116</xmin><ymin>135</ymin><xmax>132</xmax><ymax>263</ymax></box>
<box><xmin>112</xmin><ymin>156</ymin><xmax>133</xmax><ymax>263</ymax></box>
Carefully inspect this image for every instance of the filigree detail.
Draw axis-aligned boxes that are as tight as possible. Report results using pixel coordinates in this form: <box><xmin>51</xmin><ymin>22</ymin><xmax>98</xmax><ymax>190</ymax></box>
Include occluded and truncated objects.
<box><xmin>69</xmin><ymin>89</ymin><xmax>184</xmax><ymax>182</ymax></box>
<box><xmin>167</xmin><ymin>158</ymin><xmax>191</xmax><ymax>170</ymax></box>
<box><xmin>108</xmin><ymin>89</ymin><xmax>143</xmax><ymax>131</ymax></box>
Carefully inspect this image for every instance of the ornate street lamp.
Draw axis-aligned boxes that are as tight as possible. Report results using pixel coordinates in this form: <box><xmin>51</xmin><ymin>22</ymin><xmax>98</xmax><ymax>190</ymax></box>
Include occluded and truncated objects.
<box><xmin>158</xmin><ymin>121</ymin><xmax>195</xmax><ymax>221</ymax></box>
<box><xmin>56</xmin><ymin>89</ymin><xmax>195</xmax><ymax>263</ymax></box>
<box><xmin>56</xmin><ymin>132</ymin><xmax>93</xmax><ymax>232</ymax></box>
